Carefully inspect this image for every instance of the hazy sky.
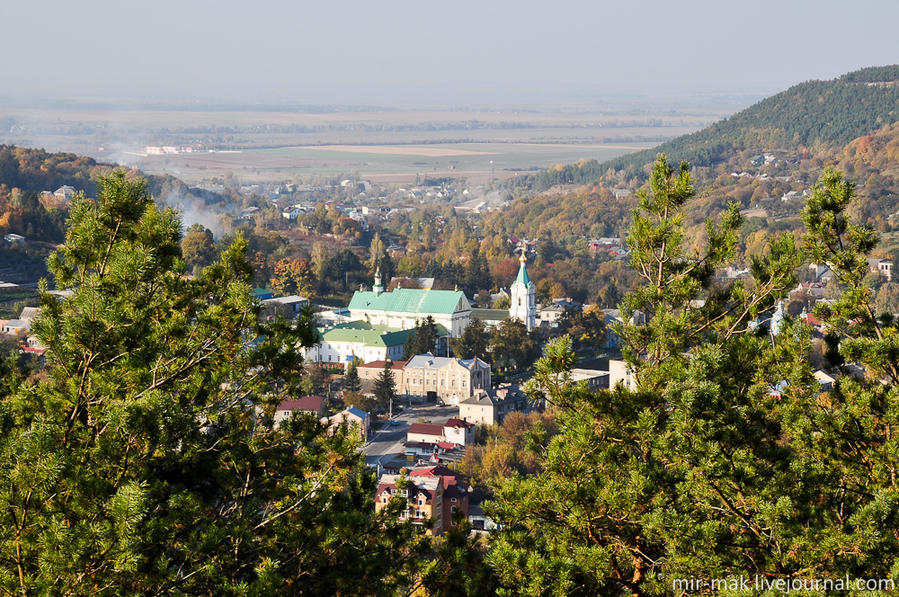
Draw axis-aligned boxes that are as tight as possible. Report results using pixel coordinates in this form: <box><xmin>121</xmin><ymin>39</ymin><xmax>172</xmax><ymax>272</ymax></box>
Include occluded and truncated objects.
<box><xmin>3</xmin><ymin>0</ymin><xmax>898</xmax><ymax>107</ymax></box>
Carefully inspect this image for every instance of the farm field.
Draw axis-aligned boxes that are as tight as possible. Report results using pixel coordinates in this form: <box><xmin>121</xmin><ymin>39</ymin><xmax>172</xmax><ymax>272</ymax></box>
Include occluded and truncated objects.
<box><xmin>0</xmin><ymin>98</ymin><xmax>753</xmax><ymax>184</ymax></box>
<box><xmin>129</xmin><ymin>141</ymin><xmax>657</xmax><ymax>184</ymax></box>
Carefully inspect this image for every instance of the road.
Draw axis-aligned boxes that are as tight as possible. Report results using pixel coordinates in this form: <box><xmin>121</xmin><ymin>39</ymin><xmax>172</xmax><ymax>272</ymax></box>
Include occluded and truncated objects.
<box><xmin>363</xmin><ymin>402</ymin><xmax>457</xmax><ymax>468</ymax></box>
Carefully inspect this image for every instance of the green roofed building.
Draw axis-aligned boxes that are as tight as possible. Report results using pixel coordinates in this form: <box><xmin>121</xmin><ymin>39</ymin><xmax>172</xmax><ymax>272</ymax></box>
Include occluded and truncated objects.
<box><xmin>348</xmin><ymin>269</ymin><xmax>472</xmax><ymax>337</ymax></box>
<box><xmin>302</xmin><ymin>321</ymin><xmax>416</xmax><ymax>364</ymax></box>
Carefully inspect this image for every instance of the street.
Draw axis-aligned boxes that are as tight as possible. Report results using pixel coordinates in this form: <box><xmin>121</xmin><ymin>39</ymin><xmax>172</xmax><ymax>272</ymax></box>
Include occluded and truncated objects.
<box><xmin>363</xmin><ymin>402</ymin><xmax>458</xmax><ymax>468</ymax></box>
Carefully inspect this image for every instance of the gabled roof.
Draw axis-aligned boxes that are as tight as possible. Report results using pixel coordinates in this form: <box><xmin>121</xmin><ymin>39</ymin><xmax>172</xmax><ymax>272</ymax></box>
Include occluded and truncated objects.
<box><xmin>277</xmin><ymin>395</ymin><xmax>323</xmax><ymax>413</ymax></box>
<box><xmin>460</xmin><ymin>392</ymin><xmax>497</xmax><ymax>406</ymax></box>
<box><xmin>346</xmin><ymin>407</ymin><xmax>368</xmax><ymax>419</ymax></box>
<box><xmin>444</xmin><ymin>418</ymin><xmax>473</xmax><ymax>429</ymax></box>
<box><xmin>408</xmin><ymin>422</ymin><xmax>445</xmax><ymax>436</ymax></box>
<box><xmin>358</xmin><ymin>359</ymin><xmax>407</xmax><ymax>370</ymax></box>
<box><xmin>348</xmin><ymin>288</ymin><xmax>470</xmax><ymax>315</ymax></box>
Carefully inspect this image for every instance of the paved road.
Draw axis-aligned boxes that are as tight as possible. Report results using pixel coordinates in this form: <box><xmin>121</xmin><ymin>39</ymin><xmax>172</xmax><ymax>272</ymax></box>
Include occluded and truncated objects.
<box><xmin>363</xmin><ymin>402</ymin><xmax>458</xmax><ymax>468</ymax></box>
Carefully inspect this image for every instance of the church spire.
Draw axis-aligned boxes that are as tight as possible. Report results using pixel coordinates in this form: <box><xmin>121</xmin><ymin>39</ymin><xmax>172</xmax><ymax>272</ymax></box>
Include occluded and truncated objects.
<box><xmin>510</xmin><ymin>250</ymin><xmax>536</xmax><ymax>331</ymax></box>
<box><xmin>373</xmin><ymin>265</ymin><xmax>384</xmax><ymax>296</ymax></box>
<box><xmin>514</xmin><ymin>252</ymin><xmax>531</xmax><ymax>287</ymax></box>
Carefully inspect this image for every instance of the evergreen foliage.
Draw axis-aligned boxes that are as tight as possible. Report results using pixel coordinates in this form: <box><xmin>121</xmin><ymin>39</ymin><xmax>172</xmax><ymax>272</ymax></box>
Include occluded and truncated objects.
<box><xmin>450</xmin><ymin>317</ymin><xmax>490</xmax><ymax>361</ymax></box>
<box><xmin>404</xmin><ymin>315</ymin><xmax>439</xmax><ymax>357</ymax></box>
<box><xmin>344</xmin><ymin>358</ymin><xmax>362</xmax><ymax>394</ymax></box>
<box><xmin>518</xmin><ymin>66</ymin><xmax>899</xmax><ymax>190</ymax></box>
<box><xmin>373</xmin><ymin>360</ymin><xmax>396</xmax><ymax>412</ymax></box>
<box><xmin>0</xmin><ymin>172</ymin><xmax>422</xmax><ymax>594</ymax></box>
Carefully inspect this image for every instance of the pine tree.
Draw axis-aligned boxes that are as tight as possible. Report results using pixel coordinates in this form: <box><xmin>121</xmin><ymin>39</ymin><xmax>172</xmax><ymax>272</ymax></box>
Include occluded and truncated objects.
<box><xmin>487</xmin><ymin>155</ymin><xmax>805</xmax><ymax>595</ymax></box>
<box><xmin>0</xmin><ymin>172</ymin><xmax>424</xmax><ymax>594</ymax></box>
<box><xmin>404</xmin><ymin>315</ymin><xmax>438</xmax><ymax>357</ymax></box>
<box><xmin>373</xmin><ymin>360</ymin><xmax>396</xmax><ymax>412</ymax></box>
<box><xmin>450</xmin><ymin>316</ymin><xmax>490</xmax><ymax>361</ymax></box>
<box><xmin>344</xmin><ymin>358</ymin><xmax>362</xmax><ymax>394</ymax></box>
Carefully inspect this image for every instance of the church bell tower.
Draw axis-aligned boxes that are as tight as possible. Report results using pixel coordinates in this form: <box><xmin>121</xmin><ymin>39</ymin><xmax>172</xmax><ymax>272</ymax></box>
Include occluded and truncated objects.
<box><xmin>509</xmin><ymin>252</ymin><xmax>536</xmax><ymax>331</ymax></box>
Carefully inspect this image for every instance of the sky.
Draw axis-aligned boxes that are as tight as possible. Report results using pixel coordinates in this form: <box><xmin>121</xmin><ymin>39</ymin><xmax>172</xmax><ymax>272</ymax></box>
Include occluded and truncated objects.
<box><xmin>3</xmin><ymin>0</ymin><xmax>898</xmax><ymax>107</ymax></box>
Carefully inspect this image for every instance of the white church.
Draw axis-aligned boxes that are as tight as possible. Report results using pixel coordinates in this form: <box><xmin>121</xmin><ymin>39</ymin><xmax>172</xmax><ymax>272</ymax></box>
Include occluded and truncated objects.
<box><xmin>508</xmin><ymin>253</ymin><xmax>537</xmax><ymax>331</ymax></box>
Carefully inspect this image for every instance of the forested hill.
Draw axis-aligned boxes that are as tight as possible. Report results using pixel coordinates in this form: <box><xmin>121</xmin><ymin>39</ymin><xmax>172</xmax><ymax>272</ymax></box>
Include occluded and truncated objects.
<box><xmin>522</xmin><ymin>65</ymin><xmax>899</xmax><ymax>189</ymax></box>
<box><xmin>0</xmin><ymin>144</ymin><xmax>227</xmax><ymax>204</ymax></box>
<box><xmin>0</xmin><ymin>145</ymin><xmax>229</xmax><ymax>243</ymax></box>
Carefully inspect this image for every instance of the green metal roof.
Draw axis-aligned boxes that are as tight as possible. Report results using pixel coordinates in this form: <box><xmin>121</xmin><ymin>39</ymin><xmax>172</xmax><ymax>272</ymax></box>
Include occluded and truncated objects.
<box><xmin>471</xmin><ymin>308</ymin><xmax>509</xmax><ymax>322</ymax></box>
<box><xmin>348</xmin><ymin>288</ymin><xmax>469</xmax><ymax>315</ymax></box>
<box><xmin>514</xmin><ymin>259</ymin><xmax>531</xmax><ymax>287</ymax></box>
<box><xmin>319</xmin><ymin>321</ymin><xmax>414</xmax><ymax>347</ymax></box>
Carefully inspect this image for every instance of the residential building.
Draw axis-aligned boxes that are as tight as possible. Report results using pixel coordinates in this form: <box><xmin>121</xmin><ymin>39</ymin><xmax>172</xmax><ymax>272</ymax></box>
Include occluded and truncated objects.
<box><xmin>357</xmin><ymin>359</ymin><xmax>407</xmax><ymax>388</ymax></box>
<box><xmin>375</xmin><ymin>465</ymin><xmax>470</xmax><ymax>535</ymax></box>
<box><xmin>261</xmin><ymin>295</ymin><xmax>309</xmax><ymax>319</ymax></box>
<box><xmin>458</xmin><ymin>385</ymin><xmax>531</xmax><ymax>426</ymax></box>
<box><xmin>442</xmin><ymin>418</ymin><xmax>475</xmax><ymax>445</ymax></box>
<box><xmin>407</xmin><ymin>422</ymin><xmax>446</xmax><ymax>444</ymax></box>
<box><xmin>569</xmin><ymin>368</ymin><xmax>610</xmax><ymax>392</ymax></box>
<box><xmin>401</xmin><ymin>355</ymin><xmax>491</xmax><ymax>404</ymax></box>
<box><xmin>867</xmin><ymin>258</ymin><xmax>893</xmax><ymax>281</ymax></box>
<box><xmin>406</xmin><ymin>419</ymin><xmax>475</xmax><ymax>447</ymax></box>
<box><xmin>274</xmin><ymin>395</ymin><xmax>325</xmax><ymax>424</ymax></box>
<box><xmin>54</xmin><ymin>185</ymin><xmax>76</xmax><ymax>200</ymax></box>
<box><xmin>814</xmin><ymin>370</ymin><xmax>836</xmax><ymax>391</ymax></box>
<box><xmin>326</xmin><ymin>407</ymin><xmax>370</xmax><ymax>440</ymax></box>
<box><xmin>302</xmin><ymin>322</ymin><xmax>413</xmax><ymax>364</ymax></box>
<box><xmin>608</xmin><ymin>359</ymin><xmax>636</xmax><ymax>390</ymax></box>
<box><xmin>2</xmin><ymin>319</ymin><xmax>31</xmax><ymax>336</ymax></box>
<box><xmin>347</xmin><ymin>268</ymin><xmax>472</xmax><ymax>337</ymax></box>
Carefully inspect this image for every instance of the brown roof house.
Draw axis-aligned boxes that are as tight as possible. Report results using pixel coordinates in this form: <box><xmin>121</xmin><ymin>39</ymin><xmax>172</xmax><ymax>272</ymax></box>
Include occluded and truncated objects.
<box><xmin>274</xmin><ymin>395</ymin><xmax>326</xmax><ymax>425</ymax></box>
<box><xmin>375</xmin><ymin>465</ymin><xmax>470</xmax><ymax>535</ymax></box>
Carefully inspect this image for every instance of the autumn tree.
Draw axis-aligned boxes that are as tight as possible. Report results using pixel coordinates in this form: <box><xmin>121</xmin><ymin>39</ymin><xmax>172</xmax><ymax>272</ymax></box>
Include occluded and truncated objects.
<box><xmin>180</xmin><ymin>222</ymin><xmax>216</xmax><ymax>272</ymax></box>
<box><xmin>271</xmin><ymin>256</ymin><xmax>315</xmax><ymax>297</ymax></box>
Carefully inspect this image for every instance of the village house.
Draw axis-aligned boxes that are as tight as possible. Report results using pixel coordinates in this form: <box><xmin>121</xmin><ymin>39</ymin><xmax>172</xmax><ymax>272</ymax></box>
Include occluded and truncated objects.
<box><xmin>356</xmin><ymin>359</ymin><xmax>406</xmax><ymax>394</ymax></box>
<box><xmin>273</xmin><ymin>395</ymin><xmax>326</xmax><ymax>424</ymax></box>
<box><xmin>375</xmin><ymin>465</ymin><xmax>470</xmax><ymax>535</ymax></box>
<box><xmin>867</xmin><ymin>257</ymin><xmax>893</xmax><ymax>281</ymax></box>
<box><xmin>406</xmin><ymin>418</ymin><xmax>475</xmax><ymax>447</ymax></box>
<box><xmin>325</xmin><ymin>407</ymin><xmax>370</xmax><ymax>440</ymax></box>
<box><xmin>458</xmin><ymin>385</ymin><xmax>532</xmax><ymax>426</ymax></box>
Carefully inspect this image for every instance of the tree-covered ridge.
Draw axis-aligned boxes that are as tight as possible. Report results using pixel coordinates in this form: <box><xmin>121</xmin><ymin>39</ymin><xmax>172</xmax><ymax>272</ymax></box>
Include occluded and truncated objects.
<box><xmin>0</xmin><ymin>145</ymin><xmax>103</xmax><ymax>196</ymax></box>
<box><xmin>840</xmin><ymin>65</ymin><xmax>899</xmax><ymax>83</ymax></box>
<box><xmin>520</xmin><ymin>65</ymin><xmax>899</xmax><ymax>189</ymax></box>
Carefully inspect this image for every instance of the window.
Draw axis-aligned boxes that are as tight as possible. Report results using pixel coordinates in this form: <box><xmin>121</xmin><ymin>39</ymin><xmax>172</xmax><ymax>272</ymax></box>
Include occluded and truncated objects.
<box><xmin>381</xmin><ymin>496</ymin><xmax>389</xmax><ymax>504</ymax></box>
<box><xmin>451</xmin><ymin>497</ymin><xmax>457</xmax><ymax>503</ymax></box>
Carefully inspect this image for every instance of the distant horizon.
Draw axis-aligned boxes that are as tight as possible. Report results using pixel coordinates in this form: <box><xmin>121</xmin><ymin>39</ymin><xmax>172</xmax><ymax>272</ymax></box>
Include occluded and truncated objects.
<box><xmin>3</xmin><ymin>0</ymin><xmax>896</xmax><ymax>110</ymax></box>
